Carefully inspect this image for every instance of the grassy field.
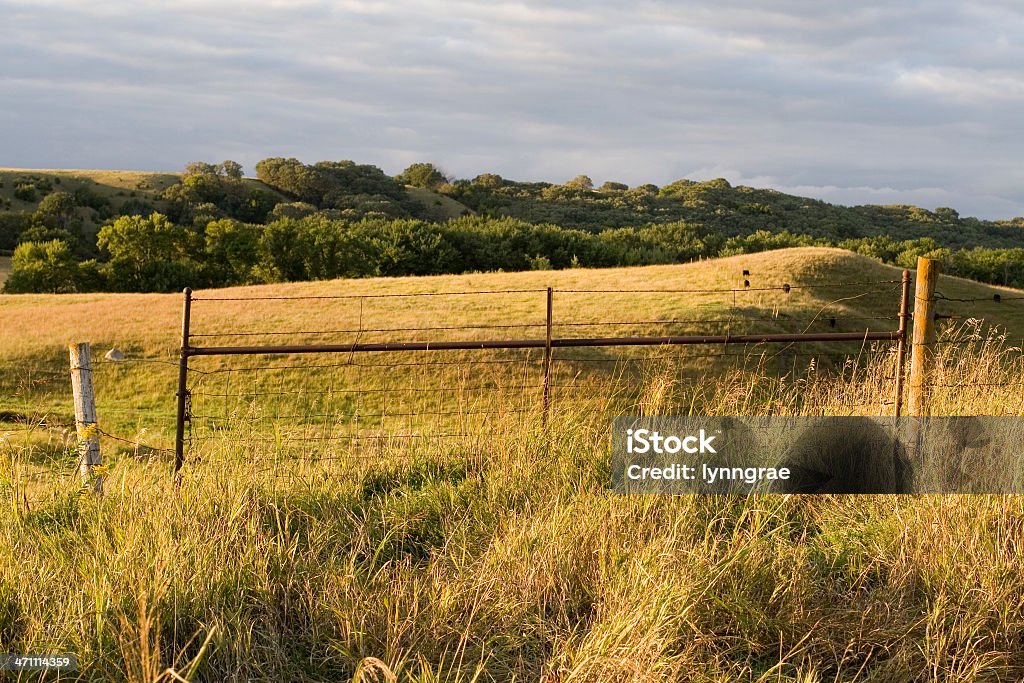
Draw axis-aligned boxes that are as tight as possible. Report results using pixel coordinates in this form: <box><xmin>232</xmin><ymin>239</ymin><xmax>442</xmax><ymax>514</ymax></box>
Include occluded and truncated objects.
<box><xmin>0</xmin><ymin>168</ymin><xmax>280</xmax><ymax>248</ymax></box>
<box><xmin>405</xmin><ymin>186</ymin><xmax>473</xmax><ymax>221</ymax></box>
<box><xmin>0</xmin><ymin>168</ymin><xmax>183</xmax><ymax>200</ymax></box>
<box><xmin>4</xmin><ymin>247</ymin><xmax>1024</xmax><ymax>436</ymax></box>
<box><xmin>0</xmin><ymin>167</ymin><xmax>277</xmax><ymax>208</ymax></box>
<box><xmin>8</xmin><ymin>247</ymin><xmax>1024</xmax><ymax>359</ymax></box>
<box><xmin>4</xmin><ymin>248</ymin><xmax>1024</xmax><ymax>681</ymax></box>
<box><xmin>1</xmin><ymin>168</ymin><xmax>187</xmax><ymax>219</ymax></box>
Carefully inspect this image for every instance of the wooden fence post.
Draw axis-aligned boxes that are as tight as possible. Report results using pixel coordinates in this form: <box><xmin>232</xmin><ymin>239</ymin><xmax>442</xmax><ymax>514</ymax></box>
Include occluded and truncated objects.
<box><xmin>908</xmin><ymin>257</ymin><xmax>939</xmax><ymax>417</ymax></box>
<box><xmin>69</xmin><ymin>342</ymin><xmax>102</xmax><ymax>493</ymax></box>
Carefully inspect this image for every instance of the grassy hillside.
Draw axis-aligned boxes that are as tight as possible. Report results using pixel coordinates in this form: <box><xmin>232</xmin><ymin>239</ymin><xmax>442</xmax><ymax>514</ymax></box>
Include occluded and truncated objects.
<box><xmin>405</xmin><ymin>185</ymin><xmax>474</xmax><ymax>221</ymax></box>
<box><xmin>6</xmin><ymin>245</ymin><xmax>1024</xmax><ymax>448</ymax></box>
<box><xmin>6</xmin><ymin>163</ymin><xmax>1024</xmax><ymax>299</ymax></box>
<box><xmin>0</xmin><ymin>167</ymin><xmax>280</xmax><ymax>209</ymax></box>
<box><xmin>0</xmin><ymin>168</ymin><xmax>177</xmax><ymax>210</ymax></box>
<box><xmin>3</xmin><ymin>168</ymin><xmax>173</xmax><ymax>222</ymax></box>
<box><xmin>5</xmin><ymin>247</ymin><xmax>1024</xmax><ymax>360</ymax></box>
<box><xmin>0</xmin><ymin>167</ymin><xmax>469</xmax><ymax>231</ymax></box>
<box><xmin>449</xmin><ymin>174</ymin><xmax>1024</xmax><ymax>247</ymax></box>
<box><xmin>0</xmin><ymin>255</ymin><xmax>10</xmax><ymax>286</ymax></box>
<box><xmin>5</xmin><ymin>248</ymin><xmax>1024</xmax><ymax>680</ymax></box>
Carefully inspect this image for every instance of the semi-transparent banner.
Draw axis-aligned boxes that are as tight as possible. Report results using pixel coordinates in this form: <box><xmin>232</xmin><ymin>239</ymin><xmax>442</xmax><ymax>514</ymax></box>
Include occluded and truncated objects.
<box><xmin>611</xmin><ymin>417</ymin><xmax>1024</xmax><ymax>494</ymax></box>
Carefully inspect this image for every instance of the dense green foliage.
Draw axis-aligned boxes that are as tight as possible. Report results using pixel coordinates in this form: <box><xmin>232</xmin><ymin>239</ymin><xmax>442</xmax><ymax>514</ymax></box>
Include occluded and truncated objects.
<box><xmin>254</xmin><ymin>158</ymin><xmax>423</xmax><ymax>220</ymax></box>
<box><xmin>3</xmin><ymin>240</ymin><xmax>80</xmax><ymax>293</ymax></box>
<box><xmin>447</xmin><ymin>175</ymin><xmax>1024</xmax><ymax>247</ymax></box>
<box><xmin>8</xmin><ymin>213</ymin><xmax>1024</xmax><ymax>294</ymax></box>
<box><xmin>4</xmin><ymin>159</ymin><xmax>1024</xmax><ymax>293</ymax></box>
<box><xmin>395</xmin><ymin>162</ymin><xmax>448</xmax><ymax>190</ymax></box>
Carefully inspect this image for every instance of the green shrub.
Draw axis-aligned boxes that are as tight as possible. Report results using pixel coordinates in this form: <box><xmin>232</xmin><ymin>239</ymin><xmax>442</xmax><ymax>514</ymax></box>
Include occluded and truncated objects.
<box><xmin>3</xmin><ymin>239</ymin><xmax>80</xmax><ymax>293</ymax></box>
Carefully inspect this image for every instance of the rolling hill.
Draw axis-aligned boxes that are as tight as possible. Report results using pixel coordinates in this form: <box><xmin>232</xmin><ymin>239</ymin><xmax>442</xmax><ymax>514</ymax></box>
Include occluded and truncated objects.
<box><xmin>4</xmin><ymin>247</ymin><xmax>1023</xmax><ymax>360</ymax></box>
<box><xmin>0</xmin><ymin>167</ymin><xmax>279</xmax><ymax>224</ymax></box>
<box><xmin>5</xmin><ymin>163</ymin><xmax>1024</xmax><ymax>299</ymax></box>
<box><xmin>0</xmin><ymin>167</ymin><xmax>468</xmax><ymax>230</ymax></box>
<box><xmin>404</xmin><ymin>185</ymin><xmax>474</xmax><ymax>221</ymax></box>
<box><xmin>4</xmin><ymin>247</ymin><xmax>1024</xmax><ymax>443</ymax></box>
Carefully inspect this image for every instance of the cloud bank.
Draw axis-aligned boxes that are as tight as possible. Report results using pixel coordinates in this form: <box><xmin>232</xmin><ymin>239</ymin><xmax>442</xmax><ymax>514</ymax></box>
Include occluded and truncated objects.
<box><xmin>2</xmin><ymin>0</ymin><xmax>1022</xmax><ymax>218</ymax></box>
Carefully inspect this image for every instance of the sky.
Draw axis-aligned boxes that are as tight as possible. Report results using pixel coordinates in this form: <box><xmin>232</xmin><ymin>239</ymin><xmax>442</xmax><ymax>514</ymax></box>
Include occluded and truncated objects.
<box><xmin>2</xmin><ymin>0</ymin><xmax>1023</xmax><ymax>219</ymax></box>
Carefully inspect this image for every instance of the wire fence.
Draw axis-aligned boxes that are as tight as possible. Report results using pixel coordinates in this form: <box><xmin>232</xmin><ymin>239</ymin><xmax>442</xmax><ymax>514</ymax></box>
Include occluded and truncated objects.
<box><xmin>1</xmin><ymin>355</ymin><xmax>179</xmax><ymax>506</ymax></box>
<box><xmin>8</xmin><ymin>268</ymin><xmax>1024</xmax><ymax>495</ymax></box>
<box><xmin>169</xmin><ymin>277</ymin><xmax>913</xmax><ymax>479</ymax></box>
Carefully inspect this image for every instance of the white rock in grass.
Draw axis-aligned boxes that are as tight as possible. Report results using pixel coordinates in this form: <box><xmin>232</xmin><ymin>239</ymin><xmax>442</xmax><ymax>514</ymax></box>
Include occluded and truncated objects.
<box><xmin>104</xmin><ymin>348</ymin><xmax>125</xmax><ymax>362</ymax></box>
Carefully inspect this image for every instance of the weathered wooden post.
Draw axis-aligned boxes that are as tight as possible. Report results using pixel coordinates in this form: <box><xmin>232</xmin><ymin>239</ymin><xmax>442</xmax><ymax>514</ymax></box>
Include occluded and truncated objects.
<box><xmin>69</xmin><ymin>342</ymin><xmax>102</xmax><ymax>493</ymax></box>
<box><xmin>908</xmin><ymin>257</ymin><xmax>939</xmax><ymax>417</ymax></box>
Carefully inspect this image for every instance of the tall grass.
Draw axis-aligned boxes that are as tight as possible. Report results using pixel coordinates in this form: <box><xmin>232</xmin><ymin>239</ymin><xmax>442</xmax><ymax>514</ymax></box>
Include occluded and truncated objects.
<box><xmin>2</xmin><ymin>324</ymin><xmax>1024</xmax><ymax>681</ymax></box>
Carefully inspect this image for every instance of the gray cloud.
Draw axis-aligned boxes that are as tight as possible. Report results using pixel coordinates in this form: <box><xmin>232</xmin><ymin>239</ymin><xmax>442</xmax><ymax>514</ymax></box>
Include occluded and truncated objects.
<box><xmin>1</xmin><ymin>0</ymin><xmax>1023</xmax><ymax>219</ymax></box>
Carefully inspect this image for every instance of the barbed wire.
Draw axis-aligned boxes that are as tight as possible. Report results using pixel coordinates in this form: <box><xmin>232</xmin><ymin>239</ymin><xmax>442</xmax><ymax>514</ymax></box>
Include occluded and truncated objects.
<box><xmin>191</xmin><ymin>356</ymin><xmax>537</xmax><ymax>374</ymax></box>
<box><xmin>184</xmin><ymin>314</ymin><xmax>904</xmax><ymax>340</ymax></box>
<box><xmin>95</xmin><ymin>428</ymin><xmax>174</xmax><ymax>454</ymax></box>
<box><xmin>927</xmin><ymin>381</ymin><xmax>1024</xmax><ymax>388</ymax></box>
<box><xmin>191</xmin><ymin>288</ymin><xmax>549</xmax><ymax>301</ymax></box>
<box><xmin>188</xmin><ymin>383</ymin><xmax>542</xmax><ymax>398</ymax></box>
<box><xmin>189</xmin><ymin>322</ymin><xmax>549</xmax><ymax>338</ymax></box>
<box><xmin>190</xmin><ymin>406</ymin><xmax>535</xmax><ymax>421</ymax></box>
<box><xmin>188</xmin><ymin>279</ymin><xmax>905</xmax><ymax>304</ymax></box>
<box><xmin>935</xmin><ymin>292</ymin><xmax>1024</xmax><ymax>303</ymax></box>
<box><xmin>192</xmin><ymin>432</ymin><xmax>482</xmax><ymax>445</ymax></box>
<box><xmin>95</xmin><ymin>357</ymin><xmax>178</xmax><ymax>368</ymax></box>
<box><xmin>554</xmin><ymin>279</ymin><xmax>903</xmax><ymax>294</ymax></box>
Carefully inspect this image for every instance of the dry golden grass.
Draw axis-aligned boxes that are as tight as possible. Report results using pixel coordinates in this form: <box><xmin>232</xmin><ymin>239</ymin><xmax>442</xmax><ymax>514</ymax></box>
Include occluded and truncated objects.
<box><xmin>0</xmin><ymin>169</ymin><xmax>285</xmax><ymax>229</ymax></box>
<box><xmin>7</xmin><ymin>247</ymin><xmax>1024</xmax><ymax>361</ymax></box>
<box><xmin>0</xmin><ymin>168</ymin><xmax>181</xmax><ymax>193</ymax></box>
<box><xmin>0</xmin><ymin>168</ymin><xmax>179</xmax><ymax>215</ymax></box>
<box><xmin>404</xmin><ymin>186</ymin><xmax>473</xmax><ymax>221</ymax></box>
<box><xmin>4</xmin><ymin>249</ymin><xmax>1024</xmax><ymax>681</ymax></box>
<box><xmin>3</xmin><ymin>334</ymin><xmax>1024</xmax><ymax>681</ymax></box>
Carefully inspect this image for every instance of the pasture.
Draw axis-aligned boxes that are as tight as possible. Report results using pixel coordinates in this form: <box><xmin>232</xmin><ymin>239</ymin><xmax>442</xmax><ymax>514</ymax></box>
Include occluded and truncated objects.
<box><xmin>4</xmin><ymin>247</ymin><xmax>1024</xmax><ymax>681</ymax></box>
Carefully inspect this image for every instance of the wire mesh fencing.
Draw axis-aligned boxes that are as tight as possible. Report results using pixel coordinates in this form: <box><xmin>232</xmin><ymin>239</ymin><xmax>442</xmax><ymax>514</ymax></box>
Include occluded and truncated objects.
<box><xmin>173</xmin><ymin>277</ymin><xmax>913</xmax><ymax>480</ymax></box>
<box><xmin>11</xmin><ymin>267</ymin><xmax>1024</xmax><ymax>491</ymax></box>
<box><xmin>0</xmin><ymin>354</ymin><xmax>180</xmax><ymax>508</ymax></box>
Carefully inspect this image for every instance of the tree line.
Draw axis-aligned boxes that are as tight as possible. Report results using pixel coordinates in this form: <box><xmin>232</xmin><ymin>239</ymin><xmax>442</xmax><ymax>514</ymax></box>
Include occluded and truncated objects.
<box><xmin>8</xmin><ymin>211</ymin><xmax>1024</xmax><ymax>294</ymax></box>
<box><xmin>3</xmin><ymin>159</ymin><xmax>1024</xmax><ymax>293</ymax></box>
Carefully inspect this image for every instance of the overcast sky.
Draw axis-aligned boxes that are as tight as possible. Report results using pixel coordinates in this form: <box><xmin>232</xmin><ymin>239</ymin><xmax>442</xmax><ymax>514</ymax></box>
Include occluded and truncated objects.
<box><xmin>2</xmin><ymin>1</ymin><xmax>1023</xmax><ymax>219</ymax></box>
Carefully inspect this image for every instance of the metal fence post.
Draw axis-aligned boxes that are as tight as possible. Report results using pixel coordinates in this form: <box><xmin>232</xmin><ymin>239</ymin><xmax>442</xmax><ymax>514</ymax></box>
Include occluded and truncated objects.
<box><xmin>69</xmin><ymin>342</ymin><xmax>102</xmax><ymax>493</ymax></box>
<box><xmin>893</xmin><ymin>269</ymin><xmax>912</xmax><ymax>416</ymax></box>
<box><xmin>178</xmin><ymin>279</ymin><xmax>908</xmax><ymax>459</ymax></box>
<box><xmin>542</xmin><ymin>287</ymin><xmax>553</xmax><ymax>426</ymax></box>
<box><xmin>174</xmin><ymin>287</ymin><xmax>193</xmax><ymax>478</ymax></box>
<box><xmin>908</xmin><ymin>258</ymin><xmax>939</xmax><ymax>417</ymax></box>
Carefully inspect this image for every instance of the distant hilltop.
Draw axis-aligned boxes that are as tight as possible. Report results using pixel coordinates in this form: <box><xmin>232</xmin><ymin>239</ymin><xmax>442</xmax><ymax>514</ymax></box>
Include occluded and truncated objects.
<box><xmin>1</xmin><ymin>160</ymin><xmax>1023</xmax><ymax>294</ymax></box>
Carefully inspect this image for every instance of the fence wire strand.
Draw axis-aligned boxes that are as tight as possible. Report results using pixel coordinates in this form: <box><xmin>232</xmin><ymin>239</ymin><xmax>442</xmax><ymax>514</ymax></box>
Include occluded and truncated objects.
<box><xmin>24</xmin><ymin>276</ymin><xmax>1024</xmax><ymax>487</ymax></box>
